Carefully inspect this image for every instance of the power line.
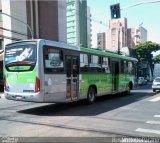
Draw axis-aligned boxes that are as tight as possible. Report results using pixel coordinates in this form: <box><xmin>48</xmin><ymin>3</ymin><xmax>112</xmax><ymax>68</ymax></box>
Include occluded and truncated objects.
<box><xmin>0</xmin><ymin>27</ymin><xmax>30</xmax><ymax>37</ymax></box>
<box><xmin>121</xmin><ymin>0</ymin><xmax>160</xmax><ymax>10</ymax></box>
<box><xmin>0</xmin><ymin>35</ymin><xmax>22</xmax><ymax>41</ymax></box>
<box><xmin>0</xmin><ymin>12</ymin><xmax>34</xmax><ymax>39</ymax></box>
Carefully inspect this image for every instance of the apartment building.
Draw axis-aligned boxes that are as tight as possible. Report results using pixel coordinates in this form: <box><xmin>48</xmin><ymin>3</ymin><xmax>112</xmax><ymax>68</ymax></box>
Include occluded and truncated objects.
<box><xmin>106</xmin><ymin>17</ymin><xmax>127</xmax><ymax>52</ymax></box>
<box><xmin>97</xmin><ymin>32</ymin><xmax>106</xmax><ymax>50</ymax></box>
<box><xmin>1</xmin><ymin>0</ymin><xmax>67</xmax><ymax>47</ymax></box>
<box><xmin>127</xmin><ymin>27</ymin><xmax>147</xmax><ymax>48</ymax></box>
<box><xmin>66</xmin><ymin>0</ymin><xmax>91</xmax><ymax>47</ymax></box>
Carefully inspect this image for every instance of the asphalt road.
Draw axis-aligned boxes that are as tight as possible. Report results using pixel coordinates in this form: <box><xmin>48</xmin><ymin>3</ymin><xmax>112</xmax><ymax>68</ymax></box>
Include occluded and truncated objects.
<box><xmin>0</xmin><ymin>84</ymin><xmax>160</xmax><ymax>142</ymax></box>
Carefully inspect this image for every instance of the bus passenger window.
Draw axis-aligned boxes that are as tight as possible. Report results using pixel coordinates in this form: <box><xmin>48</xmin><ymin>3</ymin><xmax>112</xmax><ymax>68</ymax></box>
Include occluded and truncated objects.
<box><xmin>128</xmin><ymin>62</ymin><xmax>132</xmax><ymax>74</ymax></box>
<box><xmin>124</xmin><ymin>61</ymin><xmax>128</xmax><ymax>73</ymax></box>
<box><xmin>90</xmin><ymin>55</ymin><xmax>101</xmax><ymax>73</ymax></box>
<box><xmin>44</xmin><ymin>47</ymin><xmax>64</xmax><ymax>73</ymax></box>
<box><xmin>102</xmin><ymin>57</ymin><xmax>110</xmax><ymax>73</ymax></box>
<box><xmin>121</xmin><ymin>60</ymin><xmax>124</xmax><ymax>73</ymax></box>
<box><xmin>80</xmin><ymin>53</ymin><xmax>89</xmax><ymax>72</ymax></box>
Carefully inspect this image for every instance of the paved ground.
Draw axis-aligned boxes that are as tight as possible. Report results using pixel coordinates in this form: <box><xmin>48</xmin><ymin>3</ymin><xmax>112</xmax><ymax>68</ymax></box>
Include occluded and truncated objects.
<box><xmin>0</xmin><ymin>92</ymin><xmax>5</xmax><ymax>99</ymax></box>
<box><xmin>0</xmin><ymin>85</ymin><xmax>160</xmax><ymax>142</ymax></box>
<box><xmin>0</xmin><ymin>92</ymin><xmax>4</xmax><ymax>99</ymax></box>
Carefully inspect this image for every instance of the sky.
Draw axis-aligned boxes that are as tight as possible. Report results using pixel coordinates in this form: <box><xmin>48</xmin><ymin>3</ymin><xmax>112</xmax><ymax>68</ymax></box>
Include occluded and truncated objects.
<box><xmin>87</xmin><ymin>0</ymin><xmax>160</xmax><ymax>48</ymax></box>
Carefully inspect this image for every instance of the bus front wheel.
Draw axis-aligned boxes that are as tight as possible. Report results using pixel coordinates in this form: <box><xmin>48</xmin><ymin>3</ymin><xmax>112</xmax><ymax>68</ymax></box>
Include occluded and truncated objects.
<box><xmin>87</xmin><ymin>87</ymin><xmax>96</xmax><ymax>104</ymax></box>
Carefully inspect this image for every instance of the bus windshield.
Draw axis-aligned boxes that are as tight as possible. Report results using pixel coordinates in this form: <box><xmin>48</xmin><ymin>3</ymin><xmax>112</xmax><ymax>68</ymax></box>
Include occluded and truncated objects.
<box><xmin>5</xmin><ymin>44</ymin><xmax>37</xmax><ymax>72</ymax></box>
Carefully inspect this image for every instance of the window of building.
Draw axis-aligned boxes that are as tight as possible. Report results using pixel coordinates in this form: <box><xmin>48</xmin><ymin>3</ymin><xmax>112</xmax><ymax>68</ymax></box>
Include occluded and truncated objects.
<box><xmin>0</xmin><ymin>10</ymin><xmax>2</xmax><ymax>22</ymax></box>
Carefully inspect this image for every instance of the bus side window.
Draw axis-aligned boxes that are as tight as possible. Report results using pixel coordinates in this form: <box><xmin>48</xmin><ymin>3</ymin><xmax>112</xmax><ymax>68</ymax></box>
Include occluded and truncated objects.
<box><xmin>121</xmin><ymin>60</ymin><xmax>124</xmax><ymax>73</ymax></box>
<box><xmin>44</xmin><ymin>46</ymin><xmax>64</xmax><ymax>74</ymax></box>
<box><xmin>124</xmin><ymin>61</ymin><xmax>128</xmax><ymax>74</ymax></box>
<box><xmin>80</xmin><ymin>53</ymin><xmax>89</xmax><ymax>73</ymax></box>
<box><xmin>90</xmin><ymin>55</ymin><xmax>101</xmax><ymax>73</ymax></box>
<box><xmin>128</xmin><ymin>61</ymin><xmax>132</xmax><ymax>74</ymax></box>
<box><xmin>102</xmin><ymin>57</ymin><xmax>110</xmax><ymax>73</ymax></box>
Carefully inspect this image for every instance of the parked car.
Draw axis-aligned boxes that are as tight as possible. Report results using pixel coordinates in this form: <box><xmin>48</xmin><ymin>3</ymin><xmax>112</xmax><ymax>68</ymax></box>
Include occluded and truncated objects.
<box><xmin>152</xmin><ymin>77</ymin><xmax>160</xmax><ymax>92</ymax></box>
<box><xmin>138</xmin><ymin>77</ymin><xmax>147</xmax><ymax>85</ymax></box>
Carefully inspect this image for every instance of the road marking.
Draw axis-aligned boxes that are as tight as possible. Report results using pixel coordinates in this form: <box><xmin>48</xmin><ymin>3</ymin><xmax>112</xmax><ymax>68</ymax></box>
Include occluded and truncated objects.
<box><xmin>146</xmin><ymin>120</ymin><xmax>160</xmax><ymax>125</ymax></box>
<box><xmin>135</xmin><ymin>128</ymin><xmax>160</xmax><ymax>135</ymax></box>
<box><xmin>149</xmin><ymin>96</ymin><xmax>160</xmax><ymax>102</ymax></box>
<box><xmin>154</xmin><ymin>115</ymin><xmax>160</xmax><ymax>118</ymax></box>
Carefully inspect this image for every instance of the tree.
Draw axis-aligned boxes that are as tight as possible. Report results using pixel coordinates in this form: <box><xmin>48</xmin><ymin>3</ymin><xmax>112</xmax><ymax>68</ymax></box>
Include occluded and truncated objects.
<box><xmin>153</xmin><ymin>54</ymin><xmax>160</xmax><ymax>63</ymax></box>
<box><xmin>135</xmin><ymin>41</ymin><xmax>160</xmax><ymax>76</ymax></box>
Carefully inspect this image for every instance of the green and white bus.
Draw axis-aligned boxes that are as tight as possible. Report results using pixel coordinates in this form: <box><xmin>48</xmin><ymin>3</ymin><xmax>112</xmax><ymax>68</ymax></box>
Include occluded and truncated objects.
<box><xmin>4</xmin><ymin>39</ymin><xmax>138</xmax><ymax>103</ymax></box>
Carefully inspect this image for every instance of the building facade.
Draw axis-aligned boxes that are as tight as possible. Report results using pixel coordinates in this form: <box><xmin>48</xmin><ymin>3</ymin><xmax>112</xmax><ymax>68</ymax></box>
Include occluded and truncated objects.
<box><xmin>127</xmin><ymin>26</ymin><xmax>147</xmax><ymax>48</ymax></box>
<box><xmin>97</xmin><ymin>32</ymin><xmax>106</xmax><ymax>50</ymax></box>
<box><xmin>66</xmin><ymin>0</ymin><xmax>90</xmax><ymax>47</ymax></box>
<box><xmin>1</xmin><ymin>0</ymin><xmax>67</xmax><ymax>47</ymax></box>
<box><xmin>0</xmin><ymin>0</ymin><xmax>3</xmax><ymax>49</ymax></box>
<box><xmin>106</xmin><ymin>17</ymin><xmax>127</xmax><ymax>52</ymax></box>
<box><xmin>87</xmin><ymin>6</ymin><xmax>92</xmax><ymax>48</ymax></box>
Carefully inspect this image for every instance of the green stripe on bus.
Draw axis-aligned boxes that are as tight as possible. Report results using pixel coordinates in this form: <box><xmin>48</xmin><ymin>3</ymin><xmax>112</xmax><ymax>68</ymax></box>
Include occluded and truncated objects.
<box><xmin>5</xmin><ymin>68</ymin><xmax>36</xmax><ymax>84</ymax></box>
<box><xmin>80</xmin><ymin>73</ymin><xmax>131</xmax><ymax>95</ymax></box>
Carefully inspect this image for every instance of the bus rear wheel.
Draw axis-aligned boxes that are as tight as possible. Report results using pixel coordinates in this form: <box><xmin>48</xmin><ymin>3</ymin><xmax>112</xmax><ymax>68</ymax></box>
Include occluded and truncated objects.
<box><xmin>87</xmin><ymin>87</ymin><xmax>96</xmax><ymax>104</ymax></box>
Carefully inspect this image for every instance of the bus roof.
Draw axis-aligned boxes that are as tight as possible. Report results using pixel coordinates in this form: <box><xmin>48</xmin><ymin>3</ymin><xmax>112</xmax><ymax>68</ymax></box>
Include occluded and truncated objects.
<box><xmin>5</xmin><ymin>39</ymin><xmax>137</xmax><ymax>62</ymax></box>
<box><xmin>5</xmin><ymin>39</ymin><xmax>79</xmax><ymax>51</ymax></box>
<box><xmin>80</xmin><ymin>47</ymin><xmax>138</xmax><ymax>62</ymax></box>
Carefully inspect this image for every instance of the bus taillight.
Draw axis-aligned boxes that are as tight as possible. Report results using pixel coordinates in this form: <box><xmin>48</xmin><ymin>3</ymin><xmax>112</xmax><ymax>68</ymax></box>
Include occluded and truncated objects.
<box><xmin>4</xmin><ymin>78</ymin><xmax>6</xmax><ymax>91</ymax></box>
<box><xmin>34</xmin><ymin>77</ymin><xmax>40</xmax><ymax>93</ymax></box>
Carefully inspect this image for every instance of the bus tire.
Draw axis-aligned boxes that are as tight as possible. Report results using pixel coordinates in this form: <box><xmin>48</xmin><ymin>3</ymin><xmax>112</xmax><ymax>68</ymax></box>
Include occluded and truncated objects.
<box><xmin>87</xmin><ymin>87</ymin><xmax>96</xmax><ymax>104</ymax></box>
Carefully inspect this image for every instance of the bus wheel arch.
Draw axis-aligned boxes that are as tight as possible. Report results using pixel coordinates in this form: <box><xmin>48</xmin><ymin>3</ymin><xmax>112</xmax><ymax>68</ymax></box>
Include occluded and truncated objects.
<box><xmin>87</xmin><ymin>85</ymin><xmax>97</xmax><ymax>104</ymax></box>
<box><xmin>126</xmin><ymin>82</ymin><xmax>132</xmax><ymax>95</ymax></box>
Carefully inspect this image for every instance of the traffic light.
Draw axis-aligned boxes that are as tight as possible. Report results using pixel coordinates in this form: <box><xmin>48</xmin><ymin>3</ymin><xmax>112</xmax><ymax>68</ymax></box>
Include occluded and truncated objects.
<box><xmin>110</xmin><ymin>3</ymin><xmax>121</xmax><ymax>19</ymax></box>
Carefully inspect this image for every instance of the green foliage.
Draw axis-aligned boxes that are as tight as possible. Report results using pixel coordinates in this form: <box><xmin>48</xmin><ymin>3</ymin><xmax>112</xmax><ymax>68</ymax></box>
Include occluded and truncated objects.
<box><xmin>154</xmin><ymin>54</ymin><xmax>160</xmax><ymax>63</ymax></box>
<box><xmin>135</xmin><ymin>41</ymin><xmax>160</xmax><ymax>76</ymax></box>
<box><xmin>135</xmin><ymin>41</ymin><xmax>160</xmax><ymax>61</ymax></box>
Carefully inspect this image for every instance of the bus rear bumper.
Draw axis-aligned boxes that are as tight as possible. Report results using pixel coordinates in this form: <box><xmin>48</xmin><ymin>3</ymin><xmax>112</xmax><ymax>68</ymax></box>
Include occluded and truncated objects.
<box><xmin>4</xmin><ymin>92</ymin><xmax>44</xmax><ymax>102</ymax></box>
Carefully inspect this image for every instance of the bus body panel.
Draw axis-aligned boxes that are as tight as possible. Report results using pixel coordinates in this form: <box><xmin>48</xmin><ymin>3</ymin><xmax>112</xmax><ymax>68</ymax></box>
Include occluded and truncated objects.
<box><xmin>5</xmin><ymin>69</ymin><xmax>36</xmax><ymax>93</ymax></box>
<box><xmin>44</xmin><ymin>74</ymin><xmax>66</xmax><ymax>102</ymax></box>
<box><xmin>79</xmin><ymin>73</ymin><xmax>132</xmax><ymax>98</ymax></box>
<box><xmin>119</xmin><ymin>74</ymin><xmax>129</xmax><ymax>91</ymax></box>
<box><xmin>79</xmin><ymin>74</ymin><xmax>113</xmax><ymax>97</ymax></box>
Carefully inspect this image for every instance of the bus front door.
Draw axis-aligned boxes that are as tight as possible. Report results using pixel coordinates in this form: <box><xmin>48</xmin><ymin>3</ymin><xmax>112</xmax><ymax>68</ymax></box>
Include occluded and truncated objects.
<box><xmin>66</xmin><ymin>56</ymin><xmax>79</xmax><ymax>101</ymax></box>
<box><xmin>112</xmin><ymin>62</ymin><xmax>119</xmax><ymax>92</ymax></box>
